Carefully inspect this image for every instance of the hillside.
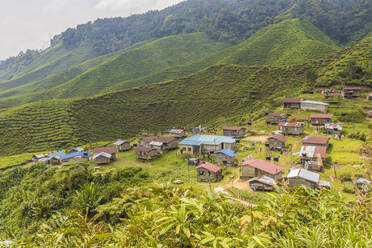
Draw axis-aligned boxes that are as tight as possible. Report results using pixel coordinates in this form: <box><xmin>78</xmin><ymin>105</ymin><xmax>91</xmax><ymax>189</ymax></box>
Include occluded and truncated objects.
<box><xmin>221</xmin><ymin>19</ymin><xmax>340</xmax><ymax>66</ymax></box>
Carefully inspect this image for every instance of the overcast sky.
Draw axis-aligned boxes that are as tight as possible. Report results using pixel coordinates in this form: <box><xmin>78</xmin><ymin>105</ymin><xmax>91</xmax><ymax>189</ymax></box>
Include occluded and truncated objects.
<box><xmin>0</xmin><ymin>0</ymin><xmax>184</xmax><ymax>60</ymax></box>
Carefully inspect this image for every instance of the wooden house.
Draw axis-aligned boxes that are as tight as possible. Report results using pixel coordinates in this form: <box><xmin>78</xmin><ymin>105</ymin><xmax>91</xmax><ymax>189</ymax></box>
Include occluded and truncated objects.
<box><xmin>215</xmin><ymin>149</ymin><xmax>236</xmax><ymax>166</ymax></box>
<box><xmin>140</xmin><ymin>136</ymin><xmax>178</xmax><ymax>152</ymax></box>
<box><xmin>300</xmin><ymin>145</ymin><xmax>327</xmax><ymax>171</ymax></box>
<box><xmin>196</xmin><ymin>162</ymin><xmax>223</xmax><ymax>182</ymax></box>
<box><xmin>241</xmin><ymin>159</ymin><xmax>283</xmax><ymax>180</ymax></box>
<box><xmin>310</xmin><ymin>113</ymin><xmax>333</xmax><ymax>126</ymax></box>
<box><xmin>342</xmin><ymin>87</ymin><xmax>361</xmax><ymax>99</ymax></box>
<box><xmin>93</xmin><ymin>152</ymin><xmax>112</xmax><ymax>165</ymax></box>
<box><xmin>179</xmin><ymin>135</ymin><xmax>236</xmax><ymax>155</ymax></box>
<box><xmin>94</xmin><ymin>147</ymin><xmax>118</xmax><ymax>160</ymax></box>
<box><xmin>279</xmin><ymin>122</ymin><xmax>304</xmax><ymax>135</ymax></box>
<box><xmin>168</xmin><ymin>129</ymin><xmax>186</xmax><ymax>138</ymax></box>
<box><xmin>248</xmin><ymin>176</ymin><xmax>277</xmax><ymax>191</ymax></box>
<box><xmin>324</xmin><ymin>123</ymin><xmax>343</xmax><ymax>135</ymax></box>
<box><xmin>266</xmin><ymin>113</ymin><xmax>288</xmax><ymax>124</ymax></box>
<box><xmin>222</xmin><ymin>126</ymin><xmax>246</xmax><ymax>138</ymax></box>
<box><xmin>283</xmin><ymin>98</ymin><xmax>301</xmax><ymax>109</ymax></box>
<box><xmin>287</xmin><ymin>168</ymin><xmax>319</xmax><ymax>189</ymax></box>
<box><xmin>267</xmin><ymin>134</ymin><xmax>287</xmax><ymax>150</ymax></box>
<box><xmin>49</xmin><ymin>155</ymin><xmax>62</xmax><ymax>165</ymax></box>
<box><xmin>301</xmin><ymin>100</ymin><xmax>329</xmax><ymax>113</ymax></box>
<box><xmin>135</xmin><ymin>147</ymin><xmax>160</xmax><ymax>160</ymax></box>
<box><xmin>302</xmin><ymin>136</ymin><xmax>329</xmax><ymax>147</ymax></box>
<box><xmin>113</xmin><ymin>140</ymin><xmax>131</xmax><ymax>152</ymax></box>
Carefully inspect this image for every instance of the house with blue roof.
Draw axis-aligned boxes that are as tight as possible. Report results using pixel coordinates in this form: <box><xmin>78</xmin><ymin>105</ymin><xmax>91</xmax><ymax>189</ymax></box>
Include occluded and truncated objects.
<box><xmin>61</xmin><ymin>151</ymin><xmax>91</xmax><ymax>163</ymax></box>
<box><xmin>179</xmin><ymin>135</ymin><xmax>236</xmax><ymax>155</ymax></box>
<box><xmin>48</xmin><ymin>151</ymin><xmax>66</xmax><ymax>158</ymax></box>
<box><xmin>215</xmin><ymin>149</ymin><xmax>237</xmax><ymax>166</ymax></box>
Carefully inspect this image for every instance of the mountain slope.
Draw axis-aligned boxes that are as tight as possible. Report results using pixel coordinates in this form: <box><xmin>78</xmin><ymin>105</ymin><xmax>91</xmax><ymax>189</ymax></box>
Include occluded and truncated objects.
<box><xmin>221</xmin><ymin>19</ymin><xmax>340</xmax><ymax>66</ymax></box>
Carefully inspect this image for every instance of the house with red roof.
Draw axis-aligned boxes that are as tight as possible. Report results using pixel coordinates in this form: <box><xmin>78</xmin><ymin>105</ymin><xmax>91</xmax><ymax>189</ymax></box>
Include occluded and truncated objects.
<box><xmin>279</xmin><ymin>122</ymin><xmax>304</xmax><ymax>135</ymax></box>
<box><xmin>310</xmin><ymin>113</ymin><xmax>333</xmax><ymax>126</ymax></box>
<box><xmin>196</xmin><ymin>162</ymin><xmax>223</xmax><ymax>182</ymax></box>
<box><xmin>267</xmin><ymin>113</ymin><xmax>288</xmax><ymax>124</ymax></box>
<box><xmin>283</xmin><ymin>98</ymin><xmax>301</xmax><ymax>109</ymax></box>
<box><xmin>222</xmin><ymin>126</ymin><xmax>246</xmax><ymax>138</ymax></box>
<box><xmin>267</xmin><ymin>134</ymin><xmax>287</xmax><ymax>150</ymax></box>
<box><xmin>241</xmin><ymin>159</ymin><xmax>284</xmax><ymax>180</ymax></box>
<box><xmin>302</xmin><ymin>136</ymin><xmax>329</xmax><ymax>147</ymax></box>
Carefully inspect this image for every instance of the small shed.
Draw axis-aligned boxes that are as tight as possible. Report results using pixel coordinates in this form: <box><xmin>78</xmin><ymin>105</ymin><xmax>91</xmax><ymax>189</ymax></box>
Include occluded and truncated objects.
<box><xmin>93</xmin><ymin>152</ymin><xmax>112</xmax><ymax>165</ymax></box>
<box><xmin>248</xmin><ymin>176</ymin><xmax>277</xmax><ymax>191</ymax></box>
<box><xmin>94</xmin><ymin>147</ymin><xmax>118</xmax><ymax>160</ymax></box>
<box><xmin>267</xmin><ymin>113</ymin><xmax>288</xmax><ymax>124</ymax></box>
<box><xmin>287</xmin><ymin>168</ymin><xmax>319</xmax><ymax>189</ymax></box>
<box><xmin>135</xmin><ymin>147</ymin><xmax>160</xmax><ymax>160</ymax></box>
<box><xmin>283</xmin><ymin>98</ymin><xmax>301</xmax><ymax>109</ymax></box>
<box><xmin>215</xmin><ymin>149</ymin><xmax>236</xmax><ymax>166</ymax></box>
<box><xmin>168</xmin><ymin>129</ymin><xmax>186</xmax><ymax>138</ymax></box>
<box><xmin>310</xmin><ymin>113</ymin><xmax>333</xmax><ymax>126</ymax></box>
<box><xmin>279</xmin><ymin>122</ymin><xmax>304</xmax><ymax>135</ymax></box>
<box><xmin>356</xmin><ymin>178</ymin><xmax>371</xmax><ymax>191</ymax></box>
<box><xmin>113</xmin><ymin>140</ymin><xmax>131</xmax><ymax>152</ymax></box>
<box><xmin>301</xmin><ymin>100</ymin><xmax>329</xmax><ymax>113</ymax></box>
<box><xmin>222</xmin><ymin>126</ymin><xmax>246</xmax><ymax>138</ymax></box>
<box><xmin>324</xmin><ymin>123</ymin><xmax>343</xmax><ymax>135</ymax></box>
<box><xmin>196</xmin><ymin>162</ymin><xmax>223</xmax><ymax>182</ymax></box>
<box><xmin>342</xmin><ymin>87</ymin><xmax>361</xmax><ymax>98</ymax></box>
<box><xmin>267</xmin><ymin>134</ymin><xmax>287</xmax><ymax>150</ymax></box>
<box><xmin>241</xmin><ymin>159</ymin><xmax>284</xmax><ymax>180</ymax></box>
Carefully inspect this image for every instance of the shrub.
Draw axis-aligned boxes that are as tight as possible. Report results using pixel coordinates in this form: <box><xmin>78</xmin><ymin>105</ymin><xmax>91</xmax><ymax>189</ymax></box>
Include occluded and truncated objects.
<box><xmin>343</xmin><ymin>182</ymin><xmax>355</xmax><ymax>193</ymax></box>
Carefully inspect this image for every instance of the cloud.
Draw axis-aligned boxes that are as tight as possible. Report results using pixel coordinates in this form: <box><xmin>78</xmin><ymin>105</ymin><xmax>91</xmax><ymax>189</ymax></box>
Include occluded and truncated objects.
<box><xmin>95</xmin><ymin>0</ymin><xmax>183</xmax><ymax>13</ymax></box>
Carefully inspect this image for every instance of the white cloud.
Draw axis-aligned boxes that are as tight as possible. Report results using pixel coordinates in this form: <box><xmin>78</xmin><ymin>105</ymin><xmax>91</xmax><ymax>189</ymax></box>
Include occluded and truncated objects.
<box><xmin>95</xmin><ymin>0</ymin><xmax>183</xmax><ymax>13</ymax></box>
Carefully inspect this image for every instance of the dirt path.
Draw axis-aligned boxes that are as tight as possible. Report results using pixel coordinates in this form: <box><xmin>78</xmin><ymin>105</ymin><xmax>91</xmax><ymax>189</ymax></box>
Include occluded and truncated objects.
<box><xmin>243</xmin><ymin>135</ymin><xmax>269</xmax><ymax>143</ymax></box>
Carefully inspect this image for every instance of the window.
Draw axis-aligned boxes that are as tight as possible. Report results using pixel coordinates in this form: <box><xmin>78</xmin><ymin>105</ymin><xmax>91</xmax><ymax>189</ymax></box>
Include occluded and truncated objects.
<box><xmin>188</xmin><ymin>147</ymin><xmax>192</xmax><ymax>152</ymax></box>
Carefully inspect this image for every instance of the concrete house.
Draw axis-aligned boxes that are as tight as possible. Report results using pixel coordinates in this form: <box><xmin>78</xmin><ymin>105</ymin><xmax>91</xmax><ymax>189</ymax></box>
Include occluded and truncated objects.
<box><xmin>113</xmin><ymin>140</ymin><xmax>131</xmax><ymax>152</ymax></box>
<box><xmin>140</xmin><ymin>136</ymin><xmax>178</xmax><ymax>152</ymax></box>
<box><xmin>279</xmin><ymin>122</ymin><xmax>304</xmax><ymax>135</ymax></box>
<box><xmin>283</xmin><ymin>98</ymin><xmax>301</xmax><ymax>109</ymax></box>
<box><xmin>179</xmin><ymin>135</ymin><xmax>236</xmax><ymax>155</ymax></box>
<box><xmin>93</xmin><ymin>152</ymin><xmax>112</xmax><ymax>165</ymax></box>
<box><xmin>196</xmin><ymin>162</ymin><xmax>223</xmax><ymax>182</ymax></box>
<box><xmin>302</xmin><ymin>136</ymin><xmax>329</xmax><ymax>147</ymax></box>
<box><xmin>267</xmin><ymin>113</ymin><xmax>288</xmax><ymax>124</ymax></box>
<box><xmin>287</xmin><ymin>168</ymin><xmax>320</xmax><ymax>189</ymax></box>
<box><xmin>215</xmin><ymin>149</ymin><xmax>236</xmax><ymax>166</ymax></box>
<box><xmin>135</xmin><ymin>147</ymin><xmax>160</xmax><ymax>160</ymax></box>
<box><xmin>342</xmin><ymin>87</ymin><xmax>361</xmax><ymax>99</ymax></box>
<box><xmin>300</xmin><ymin>145</ymin><xmax>327</xmax><ymax>171</ymax></box>
<box><xmin>61</xmin><ymin>151</ymin><xmax>91</xmax><ymax>163</ymax></box>
<box><xmin>241</xmin><ymin>159</ymin><xmax>284</xmax><ymax>180</ymax></box>
<box><xmin>301</xmin><ymin>100</ymin><xmax>329</xmax><ymax>113</ymax></box>
<box><xmin>168</xmin><ymin>129</ymin><xmax>186</xmax><ymax>138</ymax></box>
<box><xmin>94</xmin><ymin>147</ymin><xmax>118</xmax><ymax>160</ymax></box>
<box><xmin>310</xmin><ymin>113</ymin><xmax>333</xmax><ymax>126</ymax></box>
<box><xmin>248</xmin><ymin>176</ymin><xmax>277</xmax><ymax>191</ymax></box>
<box><xmin>267</xmin><ymin>134</ymin><xmax>287</xmax><ymax>150</ymax></box>
<box><xmin>222</xmin><ymin>126</ymin><xmax>246</xmax><ymax>138</ymax></box>
<box><xmin>324</xmin><ymin>123</ymin><xmax>343</xmax><ymax>135</ymax></box>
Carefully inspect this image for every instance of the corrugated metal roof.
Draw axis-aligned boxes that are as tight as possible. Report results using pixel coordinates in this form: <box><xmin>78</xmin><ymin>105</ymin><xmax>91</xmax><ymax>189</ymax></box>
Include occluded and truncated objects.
<box><xmin>302</xmin><ymin>136</ymin><xmax>329</xmax><ymax>145</ymax></box>
<box><xmin>284</xmin><ymin>98</ymin><xmax>301</xmax><ymax>103</ymax></box>
<box><xmin>48</xmin><ymin>151</ymin><xmax>66</xmax><ymax>158</ymax></box>
<box><xmin>93</xmin><ymin>152</ymin><xmax>112</xmax><ymax>160</ymax></box>
<box><xmin>196</xmin><ymin>162</ymin><xmax>222</xmax><ymax>173</ymax></box>
<box><xmin>241</xmin><ymin>159</ymin><xmax>284</xmax><ymax>175</ymax></box>
<box><xmin>223</xmin><ymin>126</ymin><xmax>244</xmax><ymax>131</ymax></box>
<box><xmin>269</xmin><ymin>134</ymin><xmax>287</xmax><ymax>143</ymax></box>
<box><xmin>248</xmin><ymin>176</ymin><xmax>277</xmax><ymax>186</ymax></box>
<box><xmin>325</xmin><ymin>123</ymin><xmax>343</xmax><ymax>131</ymax></box>
<box><xmin>310</xmin><ymin>113</ymin><xmax>333</xmax><ymax>119</ymax></box>
<box><xmin>62</xmin><ymin>151</ymin><xmax>91</xmax><ymax>161</ymax></box>
<box><xmin>301</xmin><ymin>100</ymin><xmax>329</xmax><ymax>106</ymax></box>
<box><xmin>287</xmin><ymin>168</ymin><xmax>319</xmax><ymax>183</ymax></box>
<box><xmin>179</xmin><ymin>135</ymin><xmax>236</xmax><ymax>146</ymax></box>
<box><xmin>356</xmin><ymin>178</ymin><xmax>371</xmax><ymax>184</ymax></box>
<box><xmin>168</xmin><ymin>129</ymin><xmax>184</xmax><ymax>134</ymax></box>
<box><xmin>150</xmin><ymin>141</ymin><xmax>163</xmax><ymax>146</ymax></box>
<box><xmin>216</xmin><ymin>149</ymin><xmax>236</xmax><ymax>158</ymax></box>
<box><xmin>113</xmin><ymin>140</ymin><xmax>129</xmax><ymax>146</ymax></box>
<box><xmin>94</xmin><ymin>147</ymin><xmax>118</xmax><ymax>155</ymax></box>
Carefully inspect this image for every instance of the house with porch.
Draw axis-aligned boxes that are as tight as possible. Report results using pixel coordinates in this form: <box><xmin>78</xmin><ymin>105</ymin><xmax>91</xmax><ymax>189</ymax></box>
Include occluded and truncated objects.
<box><xmin>135</xmin><ymin>147</ymin><xmax>160</xmax><ymax>160</ymax></box>
<box><xmin>283</xmin><ymin>98</ymin><xmax>301</xmax><ymax>109</ymax></box>
<box><xmin>310</xmin><ymin>113</ymin><xmax>333</xmax><ymax>126</ymax></box>
<box><xmin>241</xmin><ymin>159</ymin><xmax>283</xmax><ymax>180</ymax></box>
<box><xmin>222</xmin><ymin>126</ymin><xmax>246</xmax><ymax>138</ymax></box>
<box><xmin>196</xmin><ymin>162</ymin><xmax>223</xmax><ymax>182</ymax></box>
<box><xmin>179</xmin><ymin>135</ymin><xmax>236</xmax><ymax>155</ymax></box>
<box><xmin>113</xmin><ymin>140</ymin><xmax>131</xmax><ymax>152</ymax></box>
<box><xmin>279</xmin><ymin>122</ymin><xmax>304</xmax><ymax>135</ymax></box>
<box><xmin>267</xmin><ymin>134</ymin><xmax>287</xmax><ymax>150</ymax></box>
<box><xmin>266</xmin><ymin>113</ymin><xmax>288</xmax><ymax>124</ymax></box>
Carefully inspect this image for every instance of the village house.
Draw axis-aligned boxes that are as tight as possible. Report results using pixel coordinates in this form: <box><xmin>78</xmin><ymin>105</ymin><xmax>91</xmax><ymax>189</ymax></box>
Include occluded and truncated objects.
<box><xmin>215</xmin><ymin>149</ymin><xmax>236</xmax><ymax>166</ymax></box>
<box><xmin>367</xmin><ymin>93</ymin><xmax>372</xmax><ymax>101</ymax></box>
<box><xmin>241</xmin><ymin>159</ymin><xmax>284</xmax><ymax>180</ymax></box>
<box><xmin>32</xmin><ymin>154</ymin><xmax>47</xmax><ymax>162</ymax></box>
<box><xmin>94</xmin><ymin>147</ymin><xmax>118</xmax><ymax>160</ymax></box>
<box><xmin>113</xmin><ymin>140</ymin><xmax>131</xmax><ymax>152</ymax></box>
<box><xmin>302</xmin><ymin>136</ymin><xmax>329</xmax><ymax>147</ymax></box>
<box><xmin>196</xmin><ymin>162</ymin><xmax>223</xmax><ymax>182</ymax></box>
<box><xmin>324</xmin><ymin>123</ymin><xmax>343</xmax><ymax>135</ymax></box>
<box><xmin>287</xmin><ymin>168</ymin><xmax>320</xmax><ymax>189</ymax></box>
<box><xmin>301</xmin><ymin>100</ymin><xmax>329</xmax><ymax>113</ymax></box>
<box><xmin>278</xmin><ymin>122</ymin><xmax>304</xmax><ymax>135</ymax></box>
<box><xmin>300</xmin><ymin>145</ymin><xmax>327</xmax><ymax>171</ymax></box>
<box><xmin>248</xmin><ymin>176</ymin><xmax>277</xmax><ymax>191</ymax></box>
<box><xmin>342</xmin><ymin>87</ymin><xmax>361</xmax><ymax>99</ymax></box>
<box><xmin>168</xmin><ymin>129</ymin><xmax>186</xmax><ymax>138</ymax></box>
<box><xmin>179</xmin><ymin>135</ymin><xmax>236</xmax><ymax>155</ymax></box>
<box><xmin>267</xmin><ymin>113</ymin><xmax>288</xmax><ymax>124</ymax></box>
<box><xmin>49</xmin><ymin>155</ymin><xmax>62</xmax><ymax>165</ymax></box>
<box><xmin>93</xmin><ymin>152</ymin><xmax>112</xmax><ymax>165</ymax></box>
<box><xmin>283</xmin><ymin>98</ymin><xmax>301</xmax><ymax>109</ymax></box>
<box><xmin>310</xmin><ymin>113</ymin><xmax>333</xmax><ymax>126</ymax></box>
<box><xmin>222</xmin><ymin>126</ymin><xmax>246</xmax><ymax>138</ymax></box>
<box><xmin>267</xmin><ymin>134</ymin><xmax>287</xmax><ymax>150</ymax></box>
<box><xmin>67</xmin><ymin>147</ymin><xmax>84</xmax><ymax>153</ymax></box>
<box><xmin>135</xmin><ymin>147</ymin><xmax>160</xmax><ymax>160</ymax></box>
<box><xmin>61</xmin><ymin>151</ymin><xmax>91</xmax><ymax>163</ymax></box>
<box><xmin>140</xmin><ymin>136</ymin><xmax>178</xmax><ymax>152</ymax></box>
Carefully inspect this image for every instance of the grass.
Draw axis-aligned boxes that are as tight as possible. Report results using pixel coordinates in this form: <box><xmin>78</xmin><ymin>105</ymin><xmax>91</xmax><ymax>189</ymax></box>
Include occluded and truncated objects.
<box><xmin>0</xmin><ymin>153</ymin><xmax>34</xmax><ymax>170</ymax></box>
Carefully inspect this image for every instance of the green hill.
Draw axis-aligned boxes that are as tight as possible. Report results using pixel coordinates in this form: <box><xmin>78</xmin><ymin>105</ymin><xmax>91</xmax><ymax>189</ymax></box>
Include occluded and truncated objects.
<box><xmin>221</xmin><ymin>19</ymin><xmax>340</xmax><ymax>66</ymax></box>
